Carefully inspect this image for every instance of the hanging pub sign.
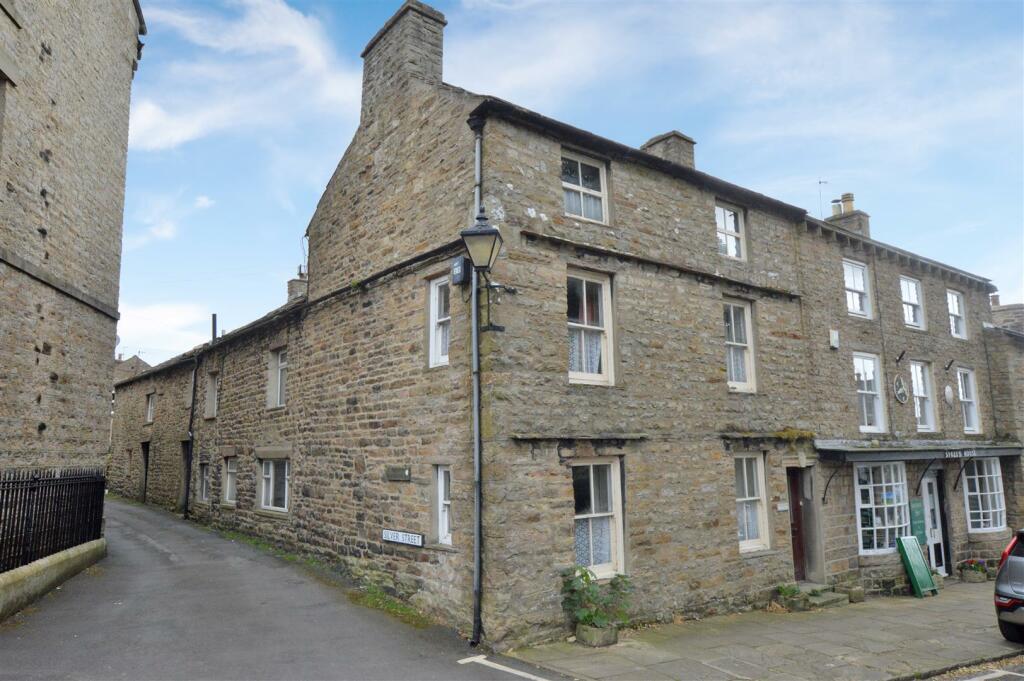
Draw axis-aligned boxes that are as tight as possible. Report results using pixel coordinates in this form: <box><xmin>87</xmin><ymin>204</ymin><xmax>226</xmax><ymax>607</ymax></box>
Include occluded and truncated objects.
<box><xmin>893</xmin><ymin>375</ymin><xmax>909</xmax><ymax>404</ymax></box>
<box><xmin>382</xmin><ymin>529</ymin><xmax>424</xmax><ymax>547</ymax></box>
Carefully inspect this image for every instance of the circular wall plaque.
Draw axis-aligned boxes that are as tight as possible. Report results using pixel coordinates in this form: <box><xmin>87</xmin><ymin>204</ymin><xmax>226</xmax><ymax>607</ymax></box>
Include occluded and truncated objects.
<box><xmin>944</xmin><ymin>384</ymin><xmax>956</xmax><ymax>406</ymax></box>
<box><xmin>893</xmin><ymin>375</ymin><xmax>909</xmax><ymax>404</ymax></box>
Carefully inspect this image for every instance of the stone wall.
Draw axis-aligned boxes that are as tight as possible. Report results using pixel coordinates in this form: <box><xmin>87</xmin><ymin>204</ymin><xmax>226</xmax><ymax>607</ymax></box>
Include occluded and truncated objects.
<box><xmin>0</xmin><ymin>1</ymin><xmax>141</xmax><ymax>468</ymax></box>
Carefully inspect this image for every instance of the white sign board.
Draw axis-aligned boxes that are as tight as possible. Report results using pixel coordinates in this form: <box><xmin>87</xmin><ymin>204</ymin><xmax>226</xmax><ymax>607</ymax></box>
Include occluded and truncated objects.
<box><xmin>382</xmin><ymin>529</ymin><xmax>424</xmax><ymax>547</ymax></box>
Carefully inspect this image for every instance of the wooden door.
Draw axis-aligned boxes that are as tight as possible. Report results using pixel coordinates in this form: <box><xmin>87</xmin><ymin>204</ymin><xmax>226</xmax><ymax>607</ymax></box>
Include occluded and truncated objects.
<box><xmin>787</xmin><ymin>468</ymin><xmax>806</xmax><ymax>581</ymax></box>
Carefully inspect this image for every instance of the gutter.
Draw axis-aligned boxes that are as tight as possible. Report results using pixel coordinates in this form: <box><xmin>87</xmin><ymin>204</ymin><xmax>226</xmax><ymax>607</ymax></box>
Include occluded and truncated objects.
<box><xmin>468</xmin><ymin>113</ymin><xmax>485</xmax><ymax>646</ymax></box>
<box><xmin>181</xmin><ymin>357</ymin><xmax>199</xmax><ymax>520</ymax></box>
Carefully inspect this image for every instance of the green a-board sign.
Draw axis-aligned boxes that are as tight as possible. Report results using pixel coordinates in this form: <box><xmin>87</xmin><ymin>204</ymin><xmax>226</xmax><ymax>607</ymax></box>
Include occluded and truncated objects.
<box><xmin>897</xmin><ymin>535</ymin><xmax>938</xmax><ymax>598</ymax></box>
<box><xmin>909</xmin><ymin>499</ymin><xmax>927</xmax><ymax>546</ymax></box>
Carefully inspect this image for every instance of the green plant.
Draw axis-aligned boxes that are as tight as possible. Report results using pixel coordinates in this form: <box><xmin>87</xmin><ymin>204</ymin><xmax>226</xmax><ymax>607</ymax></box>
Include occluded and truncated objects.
<box><xmin>958</xmin><ymin>559</ymin><xmax>988</xmax><ymax>573</ymax></box>
<box><xmin>808</xmin><ymin>589</ymin><xmax>822</xmax><ymax>597</ymax></box>
<box><xmin>775</xmin><ymin>583</ymin><xmax>800</xmax><ymax>598</ymax></box>
<box><xmin>561</xmin><ymin>567</ymin><xmax>632</xmax><ymax>629</ymax></box>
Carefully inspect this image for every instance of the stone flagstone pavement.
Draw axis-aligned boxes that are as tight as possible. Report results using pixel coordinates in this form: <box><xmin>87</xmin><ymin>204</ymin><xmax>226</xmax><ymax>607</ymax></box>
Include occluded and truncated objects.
<box><xmin>510</xmin><ymin>581</ymin><xmax>1020</xmax><ymax>681</ymax></box>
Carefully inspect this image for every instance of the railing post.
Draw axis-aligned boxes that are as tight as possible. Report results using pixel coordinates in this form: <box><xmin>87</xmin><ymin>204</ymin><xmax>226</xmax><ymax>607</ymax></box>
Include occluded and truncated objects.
<box><xmin>20</xmin><ymin>472</ymin><xmax>40</xmax><ymax>567</ymax></box>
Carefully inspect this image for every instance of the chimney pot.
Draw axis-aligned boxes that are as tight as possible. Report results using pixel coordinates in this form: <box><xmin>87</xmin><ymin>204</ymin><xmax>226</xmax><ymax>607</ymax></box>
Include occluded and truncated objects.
<box><xmin>831</xmin><ymin>199</ymin><xmax>842</xmax><ymax>216</ymax></box>
<box><xmin>841</xmin><ymin>192</ymin><xmax>855</xmax><ymax>213</ymax></box>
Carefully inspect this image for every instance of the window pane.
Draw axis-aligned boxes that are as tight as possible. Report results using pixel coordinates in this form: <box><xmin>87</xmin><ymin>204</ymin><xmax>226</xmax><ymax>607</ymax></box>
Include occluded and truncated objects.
<box><xmin>722</xmin><ymin>209</ymin><xmax>740</xmax><ymax>234</ymax></box>
<box><xmin>439</xmin><ymin>320</ymin><xmax>450</xmax><ymax>356</ymax></box>
<box><xmin>731</xmin><ymin>306</ymin><xmax>746</xmax><ymax>344</ymax></box>
<box><xmin>585</xmin><ymin>281</ymin><xmax>603</xmax><ymax>327</ymax></box>
<box><xmin>582</xmin><ymin>193</ymin><xmax>603</xmax><ymax>221</ymax></box>
<box><xmin>438</xmin><ymin>283</ymin><xmax>450</xmax><ymax>318</ymax></box>
<box><xmin>574</xmin><ymin>519</ymin><xmax>590</xmax><ymax>566</ymax></box>
<box><xmin>273</xmin><ymin>460</ymin><xmax>288</xmax><ymax>508</ymax></box>
<box><xmin>715</xmin><ymin>206</ymin><xmax>726</xmax><ymax>232</ymax></box>
<box><xmin>745</xmin><ymin>458</ymin><xmax>759</xmax><ymax>498</ymax></box>
<box><xmin>563</xmin><ymin>189</ymin><xmax>582</xmax><ymax>216</ymax></box>
<box><xmin>572</xmin><ymin>466</ymin><xmax>592</xmax><ymax>515</ymax></box>
<box><xmin>580</xmin><ymin>163</ymin><xmax>601</xmax><ymax>191</ymax></box>
<box><xmin>568</xmin><ymin>329</ymin><xmax>583</xmax><ymax>372</ymax></box>
<box><xmin>727</xmin><ymin>234</ymin><xmax>742</xmax><ymax>258</ymax></box>
<box><xmin>593</xmin><ymin>465</ymin><xmax>611</xmax><ymax>513</ymax></box>
<box><xmin>591</xmin><ymin>516</ymin><xmax>612</xmax><ymax>564</ymax></box>
<box><xmin>278</xmin><ymin>367</ymin><xmax>288</xmax><ymax>405</ymax></box>
<box><xmin>717</xmin><ymin>231</ymin><xmax>728</xmax><ymax>256</ymax></box>
<box><xmin>583</xmin><ymin>330</ymin><xmax>603</xmax><ymax>374</ymax></box>
<box><xmin>567</xmin><ymin>278</ymin><xmax>584</xmax><ymax>323</ymax></box>
<box><xmin>734</xmin><ymin>458</ymin><xmax>745</xmax><ymax>497</ymax></box>
<box><xmin>723</xmin><ymin>306</ymin><xmax>735</xmax><ymax>343</ymax></box>
<box><xmin>741</xmin><ymin>500</ymin><xmax>760</xmax><ymax>541</ymax></box>
<box><xmin>727</xmin><ymin>346</ymin><xmax>747</xmax><ymax>383</ymax></box>
<box><xmin>561</xmin><ymin>158</ymin><xmax>580</xmax><ymax>185</ymax></box>
<box><xmin>442</xmin><ymin>469</ymin><xmax>451</xmax><ymax>502</ymax></box>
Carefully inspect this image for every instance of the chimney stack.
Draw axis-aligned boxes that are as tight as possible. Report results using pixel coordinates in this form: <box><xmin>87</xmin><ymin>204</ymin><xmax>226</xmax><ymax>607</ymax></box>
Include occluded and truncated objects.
<box><xmin>640</xmin><ymin>131</ymin><xmax>696</xmax><ymax>169</ymax></box>
<box><xmin>359</xmin><ymin>1</ymin><xmax>447</xmax><ymax>123</ymax></box>
<box><xmin>825</xmin><ymin>191</ymin><xmax>871</xmax><ymax>237</ymax></box>
<box><xmin>287</xmin><ymin>266</ymin><xmax>309</xmax><ymax>302</ymax></box>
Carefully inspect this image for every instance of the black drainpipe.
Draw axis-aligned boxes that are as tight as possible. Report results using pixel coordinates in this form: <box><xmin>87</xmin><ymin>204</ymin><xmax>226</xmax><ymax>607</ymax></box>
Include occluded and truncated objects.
<box><xmin>182</xmin><ymin>313</ymin><xmax>215</xmax><ymax>520</ymax></box>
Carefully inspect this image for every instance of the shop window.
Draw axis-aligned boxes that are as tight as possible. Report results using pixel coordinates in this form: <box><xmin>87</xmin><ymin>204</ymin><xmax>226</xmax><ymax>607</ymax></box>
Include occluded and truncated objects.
<box><xmin>855</xmin><ymin>462</ymin><xmax>909</xmax><ymax>555</ymax></box>
<box><xmin>963</xmin><ymin>458</ymin><xmax>1006</xmax><ymax>532</ymax></box>
<box><xmin>571</xmin><ymin>458</ymin><xmax>623</xmax><ymax>578</ymax></box>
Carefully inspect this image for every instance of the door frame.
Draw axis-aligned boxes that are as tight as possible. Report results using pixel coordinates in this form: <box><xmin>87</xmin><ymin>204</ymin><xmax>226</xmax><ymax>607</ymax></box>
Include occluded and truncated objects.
<box><xmin>920</xmin><ymin>470</ymin><xmax>948</xmax><ymax>576</ymax></box>
<box><xmin>786</xmin><ymin>467</ymin><xmax>807</xmax><ymax>582</ymax></box>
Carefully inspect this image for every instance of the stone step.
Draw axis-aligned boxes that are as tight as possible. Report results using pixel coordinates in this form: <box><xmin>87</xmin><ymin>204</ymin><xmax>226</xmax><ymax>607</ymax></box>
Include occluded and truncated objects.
<box><xmin>797</xmin><ymin>582</ymin><xmax>833</xmax><ymax>593</ymax></box>
<box><xmin>807</xmin><ymin>591</ymin><xmax>850</xmax><ymax>609</ymax></box>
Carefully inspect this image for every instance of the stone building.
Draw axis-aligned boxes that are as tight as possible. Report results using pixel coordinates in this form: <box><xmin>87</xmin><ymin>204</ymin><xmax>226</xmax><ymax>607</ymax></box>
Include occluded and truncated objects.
<box><xmin>1</xmin><ymin>0</ymin><xmax>144</xmax><ymax>469</ymax></box>
<box><xmin>108</xmin><ymin>1</ymin><xmax>1023</xmax><ymax>649</ymax></box>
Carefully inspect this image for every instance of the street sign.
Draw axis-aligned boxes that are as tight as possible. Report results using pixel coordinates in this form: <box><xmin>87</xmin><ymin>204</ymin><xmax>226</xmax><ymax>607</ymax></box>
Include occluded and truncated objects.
<box><xmin>382</xmin><ymin>529</ymin><xmax>424</xmax><ymax>547</ymax></box>
<box><xmin>909</xmin><ymin>498</ymin><xmax>927</xmax><ymax>546</ymax></box>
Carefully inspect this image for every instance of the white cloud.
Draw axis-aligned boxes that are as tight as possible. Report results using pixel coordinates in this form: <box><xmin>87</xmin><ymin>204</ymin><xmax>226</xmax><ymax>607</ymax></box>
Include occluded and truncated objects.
<box><xmin>117</xmin><ymin>302</ymin><xmax>211</xmax><ymax>364</ymax></box>
<box><xmin>129</xmin><ymin>0</ymin><xmax>361</xmax><ymax>151</ymax></box>
<box><xmin>125</xmin><ymin>189</ymin><xmax>214</xmax><ymax>251</ymax></box>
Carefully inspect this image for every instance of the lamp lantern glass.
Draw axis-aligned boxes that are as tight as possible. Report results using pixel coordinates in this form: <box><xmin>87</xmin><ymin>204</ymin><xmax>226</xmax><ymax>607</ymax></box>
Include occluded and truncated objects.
<box><xmin>460</xmin><ymin>209</ymin><xmax>503</xmax><ymax>272</ymax></box>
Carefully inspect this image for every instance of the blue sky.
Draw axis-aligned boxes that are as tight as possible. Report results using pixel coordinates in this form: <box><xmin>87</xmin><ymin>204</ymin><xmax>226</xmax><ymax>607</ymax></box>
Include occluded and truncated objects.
<box><xmin>120</xmin><ymin>0</ymin><xmax>1024</xmax><ymax>364</ymax></box>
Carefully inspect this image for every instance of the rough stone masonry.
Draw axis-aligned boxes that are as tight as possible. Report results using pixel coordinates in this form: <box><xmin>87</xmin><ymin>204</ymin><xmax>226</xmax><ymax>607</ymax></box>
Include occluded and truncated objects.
<box><xmin>1</xmin><ymin>1</ymin><xmax>143</xmax><ymax>470</ymax></box>
<box><xmin>108</xmin><ymin>0</ymin><xmax>1024</xmax><ymax>650</ymax></box>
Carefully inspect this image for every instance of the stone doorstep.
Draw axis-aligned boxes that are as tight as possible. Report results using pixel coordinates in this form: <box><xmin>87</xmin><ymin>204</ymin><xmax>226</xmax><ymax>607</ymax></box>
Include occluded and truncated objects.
<box><xmin>807</xmin><ymin>591</ymin><xmax>850</xmax><ymax>609</ymax></box>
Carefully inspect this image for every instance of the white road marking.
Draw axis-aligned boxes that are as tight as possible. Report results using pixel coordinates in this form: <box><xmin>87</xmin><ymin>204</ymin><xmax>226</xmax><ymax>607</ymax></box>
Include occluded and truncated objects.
<box><xmin>458</xmin><ymin>654</ymin><xmax>553</xmax><ymax>681</ymax></box>
<box><xmin>969</xmin><ymin>671</ymin><xmax>1024</xmax><ymax>680</ymax></box>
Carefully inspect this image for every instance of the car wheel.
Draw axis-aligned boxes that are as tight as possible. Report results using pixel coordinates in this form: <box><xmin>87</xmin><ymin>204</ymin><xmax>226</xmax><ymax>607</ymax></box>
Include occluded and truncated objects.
<box><xmin>1000</xmin><ymin>620</ymin><xmax>1024</xmax><ymax>643</ymax></box>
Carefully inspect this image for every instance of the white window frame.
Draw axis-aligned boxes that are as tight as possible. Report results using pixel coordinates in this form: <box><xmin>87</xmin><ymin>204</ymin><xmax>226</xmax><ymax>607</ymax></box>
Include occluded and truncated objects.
<box><xmin>436</xmin><ymin>465</ymin><xmax>452</xmax><ymax>545</ymax></box>
<box><xmin>144</xmin><ymin>393</ymin><xmax>156</xmax><ymax>423</ymax></box>
<box><xmin>735</xmin><ymin>454</ymin><xmax>769</xmax><ymax>553</ymax></box>
<box><xmin>962</xmin><ymin>457</ymin><xmax>1006</xmax><ymax>533</ymax></box>
<box><xmin>571</xmin><ymin>458</ymin><xmax>624</xmax><ymax>579</ymax></box>
<box><xmin>947</xmin><ymin>289</ymin><xmax>967</xmax><ymax>339</ymax></box>
<box><xmin>899</xmin><ymin>276</ymin><xmax>925</xmax><ymax>329</ymax></box>
<box><xmin>909</xmin><ymin>361</ymin><xmax>935</xmax><ymax>433</ymax></box>
<box><xmin>853</xmin><ymin>352</ymin><xmax>886</xmax><ymax>433</ymax></box>
<box><xmin>198</xmin><ymin>463</ymin><xmax>210</xmax><ymax>502</ymax></box>
<box><xmin>204</xmin><ymin>372</ymin><xmax>219</xmax><ymax>419</ymax></box>
<box><xmin>429</xmin><ymin>276</ymin><xmax>451</xmax><ymax>368</ymax></box>
<box><xmin>567</xmin><ymin>270</ymin><xmax>615</xmax><ymax>386</ymax></box>
<box><xmin>715</xmin><ymin>203</ymin><xmax>746</xmax><ymax>261</ymax></box>
<box><xmin>854</xmin><ymin>462</ymin><xmax>910</xmax><ymax>556</ymax></box>
<box><xmin>259</xmin><ymin>459</ymin><xmax>290</xmax><ymax>512</ymax></box>
<box><xmin>957</xmin><ymin>368</ymin><xmax>980</xmax><ymax>434</ymax></box>
<box><xmin>561</xmin><ymin>151</ymin><xmax>608</xmax><ymax>224</ymax></box>
<box><xmin>724</xmin><ymin>299</ymin><xmax>756</xmax><ymax>392</ymax></box>
<box><xmin>223</xmin><ymin>456</ymin><xmax>237</xmax><ymax>504</ymax></box>
<box><xmin>842</xmin><ymin>259</ymin><xmax>871</xmax><ymax>319</ymax></box>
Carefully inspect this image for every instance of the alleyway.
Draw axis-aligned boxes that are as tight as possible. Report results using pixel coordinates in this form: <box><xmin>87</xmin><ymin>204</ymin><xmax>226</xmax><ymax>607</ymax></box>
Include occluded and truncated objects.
<box><xmin>512</xmin><ymin>580</ymin><xmax>1019</xmax><ymax>681</ymax></box>
<box><xmin>0</xmin><ymin>499</ymin><xmax>555</xmax><ymax>681</ymax></box>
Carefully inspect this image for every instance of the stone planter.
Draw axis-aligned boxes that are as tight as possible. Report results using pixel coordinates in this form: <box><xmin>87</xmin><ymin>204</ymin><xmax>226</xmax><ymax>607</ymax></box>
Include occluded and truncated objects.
<box><xmin>576</xmin><ymin>623</ymin><xmax>618</xmax><ymax>647</ymax></box>
<box><xmin>779</xmin><ymin>593</ymin><xmax>810</xmax><ymax>612</ymax></box>
<box><xmin>960</xmin><ymin>569</ymin><xmax>987</xmax><ymax>583</ymax></box>
<box><xmin>987</xmin><ymin>566</ymin><xmax>999</xmax><ymax>580</ymax></box>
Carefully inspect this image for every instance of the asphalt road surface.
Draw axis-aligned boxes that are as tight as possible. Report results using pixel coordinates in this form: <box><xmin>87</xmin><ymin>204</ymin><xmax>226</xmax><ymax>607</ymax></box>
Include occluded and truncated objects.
<box><xmin>0</xmin><ymin>498</ymin><xmax>561</xmax><ymax>681</ymax></box>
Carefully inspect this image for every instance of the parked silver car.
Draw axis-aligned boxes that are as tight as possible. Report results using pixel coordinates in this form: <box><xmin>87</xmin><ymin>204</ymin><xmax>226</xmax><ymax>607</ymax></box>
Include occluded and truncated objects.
<box><xmin>995</xmin><ymin>529</ymin><xmax>1024</xmax><ymax>643</ymax></box>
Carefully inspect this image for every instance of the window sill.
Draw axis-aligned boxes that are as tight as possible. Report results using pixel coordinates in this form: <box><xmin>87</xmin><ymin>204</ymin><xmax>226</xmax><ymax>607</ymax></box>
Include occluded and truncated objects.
<box><xmin>204</xmin><ymin>415</ymin><xmax>217</xmax><ymax>421</ymax></box>
<box><xmin>427</xmin><ymin>361</ymin><xmax>450</xmax><ymax>370</ymax></box>
<box><xmin>220</xmin><ymin>502</ymin><xmax>237</xmax><ymax>510</ymax></box>
<box><xmin>847</xmin><ymin>312</ymin><xmax>873</xmax><ymax>321</ymax></box>
<box><xmin>265</xmin><ymin>405</ymin><xmax>286</xmax><ymax>413</ymax></box>
<box><xmin>951</xmin><ymin>334</ymin><xmax>969</xmax><ymax>341</ymax></box>
<box><xmin>727</xmin><ymin>385</ymin><xmax>757</xmax><ymax>395</ymax></box>
<box><xmin>739</xmin><ymin>548</ymin><xmax>777</xmax><ymax>559</ymax></box>
<box><xmin>904</xmin><ymin>325</ymin><xmax>928</xmax><ymax>332</ymax></box>
<box><xmin>967</xmin><ymin>526</ymin><xmax>1009</xmax><ymax>536</ymax></box>
<box><xmin>143</xmin><ymin>421</ymin><xmax>153</xmax><ymax>426</ymax></box>
<box><xmin>719</xmin><ymin>254</ymin><xmax>747</xmax><ymax>263</ymax></box>
<box><xmin>255</xmin><ymin>508</ymin><xmax>290</xmax><ymax>520</ymax></box>
<box><xmin>858</xmin><ymin>428</ymin><xmax>887</xmax><ymax>435</ymax></box>
<box><xmin>563</xmin><ymin>213</ymin><xmax>608</xmax><ymax>227</ymax></box>
<box><xmin>569</xmin><ymin>375</ymin><xmax>614</xmax><ymax>387</ymax></box>
<box><xmin>424</xmin><ymin>543</ymin><xmax>458</xmax><ymax>553</ymax></box>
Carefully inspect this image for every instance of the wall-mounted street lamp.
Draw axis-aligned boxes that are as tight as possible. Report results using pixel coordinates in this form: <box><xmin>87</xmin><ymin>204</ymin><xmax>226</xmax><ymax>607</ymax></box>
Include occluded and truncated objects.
<box><xmin>460</xmin><ymin>208</ymin><xmax>502</xmax><ymax>272</ymax></box>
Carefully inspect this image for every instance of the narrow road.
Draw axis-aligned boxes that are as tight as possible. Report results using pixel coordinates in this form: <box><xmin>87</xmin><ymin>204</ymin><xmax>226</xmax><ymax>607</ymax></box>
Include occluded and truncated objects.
<box><xmin>0</xmin><ymin>499</ymin><xmax>557</xmax><ymax>681</ymax></box>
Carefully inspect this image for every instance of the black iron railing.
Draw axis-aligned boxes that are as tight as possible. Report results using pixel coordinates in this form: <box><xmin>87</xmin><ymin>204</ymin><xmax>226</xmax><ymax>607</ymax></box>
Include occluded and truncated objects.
<box><xmin>0</xmin><ymin>467</ymin><xmax>105</xmax><ymax>573</ymax></box>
